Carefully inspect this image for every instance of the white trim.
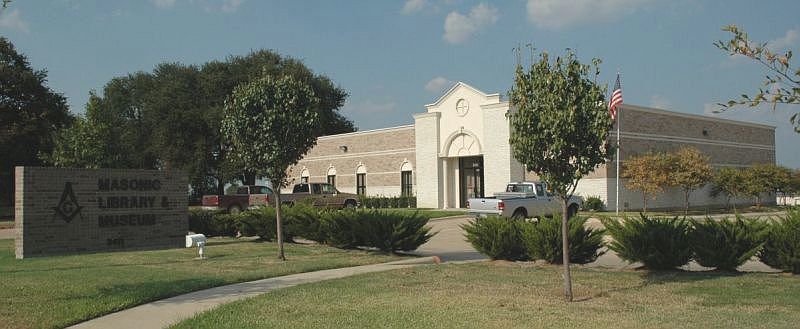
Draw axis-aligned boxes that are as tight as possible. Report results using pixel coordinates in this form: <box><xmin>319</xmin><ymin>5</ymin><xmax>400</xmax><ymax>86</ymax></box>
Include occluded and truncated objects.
<box><xmin>356</xmin><ymin>163</ymin><xmax>367</xmax><ymax>174</ymax></box>
<box><xmin>424</xmin><ymin>81</ymin><xmax>501</xmax><ymax>109</ymax></box>
<box><xmin>299</xmin><ymin>171</ymin><xmax>406</xmax><ymax>179</ymax></box>
<box><xmin>317</xmin><ymin>125</ymin><xmax>414</xmax><ymax>141</ymax></box>
<box><xmin>299</xmin><ymin>148</ymin><xmax>416</xmax><ymax>162</ymax></box>
<box><xmin>613</xmin><ymin>131</ymin><xmax>775</xmax><ymax>150</ymax></box>
<box><xmin>439</xmin><ymin>129</ymin><xmax>483</xmax><ymax>157</ymax></box>
<box><xmin>620</xmin><ymin>104</ymin><xmax>776</xmax><ymax>130</ymax></box>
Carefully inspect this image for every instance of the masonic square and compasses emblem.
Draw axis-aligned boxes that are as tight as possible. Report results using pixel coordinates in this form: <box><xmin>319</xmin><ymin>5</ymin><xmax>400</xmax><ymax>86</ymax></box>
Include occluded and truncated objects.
<box><xmin>53</xmin><ymin>182</ymin><xmax>83</xmax><ymax>223</ymax></box>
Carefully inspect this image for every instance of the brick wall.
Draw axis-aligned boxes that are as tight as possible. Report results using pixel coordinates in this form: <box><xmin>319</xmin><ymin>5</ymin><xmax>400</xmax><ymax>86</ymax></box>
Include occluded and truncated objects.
<box><xmin>15</xmin><ymin>167</ymin><xmax>187</xmax><ymax>259</ymax></box>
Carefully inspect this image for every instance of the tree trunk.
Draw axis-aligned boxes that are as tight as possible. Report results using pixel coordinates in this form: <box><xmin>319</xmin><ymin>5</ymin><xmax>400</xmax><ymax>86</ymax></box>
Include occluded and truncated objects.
<box><xmin>642</xmin><ymin>192</ymin><xmax>648</xmax><ymax>214</ymax></box>
<box><xmin>684</xmin><ymin>189</ymin><xmax>691</xmax><ymax>215</ymax></box>
<box><xmin>561</xmin><ymin>200</ymin><xmax>573</xmax><ymax>302</ymax></box>
<box><xmin>274</xmin><ymin>186</ymin><xmax>286</xmax><ymax>261</ymax></box>
<box><xmin>216</xmin><ymin>176</ymin><xmax>225</xmax><ymax>196</ymax></box>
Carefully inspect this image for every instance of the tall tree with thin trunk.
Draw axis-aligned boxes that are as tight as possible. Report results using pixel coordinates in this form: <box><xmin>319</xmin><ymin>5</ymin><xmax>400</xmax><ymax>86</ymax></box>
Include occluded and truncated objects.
<box><xmin>508</xmin><ymin>49</ymin><xmax>614</xmax><ymax>302</ymax></box>
<box><xmin>668</xmin><ymin>147</ymin><xmax>713</xmax><ymax>214</ymax></box>
<box><xmin>221</xmin><ymin>74</ymin><xmax>319</xmax><ymax>260</ymax></box>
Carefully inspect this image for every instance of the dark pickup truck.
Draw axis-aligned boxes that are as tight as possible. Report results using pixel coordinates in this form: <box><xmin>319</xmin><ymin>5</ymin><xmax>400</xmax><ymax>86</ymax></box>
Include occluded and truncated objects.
<box><xmin>283</xmin><ymin>183</ymin><xmax>359</xmax><ymax>209</ymax></box>
<box><xmin>201</xmin><ymin>185</ymin><xmax>274</xmax><ymax>214</ymax></box>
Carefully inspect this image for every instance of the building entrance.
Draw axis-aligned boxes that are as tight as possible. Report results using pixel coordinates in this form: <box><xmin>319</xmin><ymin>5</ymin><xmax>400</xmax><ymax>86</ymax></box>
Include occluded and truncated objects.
<box><xmin>459</xmin><ymin>156</ymin><xmax>484</xmax><ymax>208</ymax></box>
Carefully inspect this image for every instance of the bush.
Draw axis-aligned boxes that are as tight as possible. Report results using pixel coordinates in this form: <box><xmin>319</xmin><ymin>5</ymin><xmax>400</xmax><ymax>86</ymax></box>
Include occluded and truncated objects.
<box><xmin>759</xmin><ymin>208</ymin><xmax>800</xmax><ymax>273</ymax></box>
<box><xmin>689</xmin><ymin>216</ymin><xmax>769</xmax><ymax>271</ymax></box>
<box><xmin>320</xmin><ymin>209</ymin><xmax>434</xmax><ymax>252</ymax></box>
<box><xmin>236</xmin><ymin>207</ymin><xmax>277</xmax><ymax>241</ymax></box>
<box><xmin>603</xmin><ymin>214</ymin><xmax>692</xmax><ymax>270</ymax></box>
<box><xmin>582</xmin><ymin>196</ymin><xmax>605</xmax><ymax>212</ymax></box>
<box><xmin>359</xmin><ymin>195</ymin><xmax>417</xmax><ymax>209</ymax></box>
<box><xmin>188</xmin><ymin>208</ymin><xmax>237</xmax><ymax>237</ymax></box>
<box><xmin>462</xmin><ymin>216</ymin><xmax>528</xmax><ymax>261</ymax></box>
<box><xmin>522</xmin><ymin>216</ymin><xmax>605</xmax><ymax>264</ymax></box>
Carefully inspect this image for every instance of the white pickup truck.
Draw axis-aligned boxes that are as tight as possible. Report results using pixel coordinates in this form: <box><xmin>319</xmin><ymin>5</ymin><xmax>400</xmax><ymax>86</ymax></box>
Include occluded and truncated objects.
<box><xmin>466</xmin><ymin>182</ymin><xmax>583</xmax><ymax>219</ymax></box>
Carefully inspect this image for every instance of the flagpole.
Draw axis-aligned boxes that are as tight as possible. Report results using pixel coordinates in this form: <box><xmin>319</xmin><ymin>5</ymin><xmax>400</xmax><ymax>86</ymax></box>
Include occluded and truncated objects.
<box><xmin>615</xmin><ymin>103</ymin><xmax>621</xmax><ymax>215</ymax></box>
<box><xmin>615</xmin><ymin>70</ymin><xmax>621</xmax><ymax>215</ymax></box>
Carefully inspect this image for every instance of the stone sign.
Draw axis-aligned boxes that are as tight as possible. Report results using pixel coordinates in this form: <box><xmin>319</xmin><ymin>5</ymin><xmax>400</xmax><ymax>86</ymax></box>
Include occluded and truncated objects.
<box><xmin>14</xmin><ymin>167</ymin><xmax>187</xmax><ymax>259</ymax></box>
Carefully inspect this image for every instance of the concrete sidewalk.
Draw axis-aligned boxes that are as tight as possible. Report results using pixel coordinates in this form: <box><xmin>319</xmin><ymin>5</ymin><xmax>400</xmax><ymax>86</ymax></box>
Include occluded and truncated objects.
<box><xmin>69</xmin><ymin>256</ymin><xmax>440</xmax><ymax>329</ymax></box>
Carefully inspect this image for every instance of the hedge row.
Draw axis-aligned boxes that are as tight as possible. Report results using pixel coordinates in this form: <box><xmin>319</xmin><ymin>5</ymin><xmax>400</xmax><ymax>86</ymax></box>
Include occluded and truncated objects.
<box><xmin>464</xmin><ymin>208</ymin><xmax>800</xmax><ymax>273</ymax></box>
<box><xmin>188</xmin><ymin>205</ymin><xmax>435</xmax><ymax>253</ymax></box>
<box><xmin>358</xmin><ymin>196</ymin><xmax>417</xmax><ymax>209</ymax></box>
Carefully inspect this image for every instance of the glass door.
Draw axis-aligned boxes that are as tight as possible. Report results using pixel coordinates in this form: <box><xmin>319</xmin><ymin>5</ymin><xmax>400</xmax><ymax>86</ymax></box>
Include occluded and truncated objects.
<box><xmin>459</xmin><ymin>156</ymin><xmax>484</xmax><ymax>208</ymax></box>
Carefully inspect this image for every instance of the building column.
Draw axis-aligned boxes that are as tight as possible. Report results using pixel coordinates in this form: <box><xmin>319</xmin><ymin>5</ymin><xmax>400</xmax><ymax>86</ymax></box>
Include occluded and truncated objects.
<box><xmin>442</xmin><ymin>158</ymin><xmax>449</xmax><ymax>208</ymax></box>
<box><xmin>413</xmin><ymin>112</ymin><xmax>442</xmax><ymax>208</ymax></box>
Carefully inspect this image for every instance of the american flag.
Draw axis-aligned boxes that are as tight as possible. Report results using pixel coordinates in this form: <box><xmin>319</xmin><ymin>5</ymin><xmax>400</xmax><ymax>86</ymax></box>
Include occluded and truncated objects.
<box><xmin>609</xmin><ymin>74</ymin><xmax>623</xmax><ymax>120</ymax></box>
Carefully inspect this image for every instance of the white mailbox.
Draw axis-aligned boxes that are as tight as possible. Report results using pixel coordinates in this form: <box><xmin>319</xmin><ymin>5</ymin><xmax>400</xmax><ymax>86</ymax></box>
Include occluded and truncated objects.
<box><xmin>185</xmin><ymin>233</ymin><xmax>207</xmax><ymax>259</ymax></box>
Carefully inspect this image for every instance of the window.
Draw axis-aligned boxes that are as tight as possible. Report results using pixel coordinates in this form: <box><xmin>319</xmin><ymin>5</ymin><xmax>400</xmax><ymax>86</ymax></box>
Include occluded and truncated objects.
<box><xmin>535</xmin><ymin>184</ymin><xmax>545</xmax><ymax>197</ymax></box>
<box><xmin>293</xmin><ymin>184</ymin><xmax>309</xmax><ymax>193</ymax></box>
<box><xmin>356</xmin><ymin>173</ymin><xmax>366</xmax><ymax>196</ymax></box>
<box><xmin>327</xmin><ymin>174</ymin><xmax>336</xmax><ymax>186</ymax></box>
<box><xmin>321</xmin><ymin>183</ymin><xmax>336</xmax><ymax>194</ymax></box>
<box><xmin>300</xmin><ymin>176</ymin><xmax>308</xmax><ymax>184</ymax></box>
<box><xmin>311</xmin><ymin>184</ymin><xmax>322</xmax><ymax>195</ymax></box>
<box><xmin>401</xmin><ymin>171</ymin><xmax>413</xmax><ymax>196</ymax></box>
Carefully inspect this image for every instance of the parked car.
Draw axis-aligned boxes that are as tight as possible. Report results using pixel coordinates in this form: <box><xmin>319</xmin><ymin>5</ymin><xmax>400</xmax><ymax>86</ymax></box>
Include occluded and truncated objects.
<box><xmin>283</xmin><ymin>183</ymin><xmax>359</xmax><ymax>209</ymax></box>
<box><xmin>467</xmin><ymin>181</ymin><xmax>583</xmax><ymax>219</ymax></box>
<box><xmin>201</xmin><ymin>185</ymin><xmax>274</xmax><ymax>214</ymax></box>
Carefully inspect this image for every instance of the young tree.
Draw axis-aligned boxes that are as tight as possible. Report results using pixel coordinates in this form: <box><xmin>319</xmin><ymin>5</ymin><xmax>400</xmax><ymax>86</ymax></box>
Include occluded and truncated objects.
<box><xmin>742</xmin><ymin>164</ymin><xmax>791</xmax><ymax>208</ymax></box>
<box><xmin>715</xmin><ymin>25</ymin><xmax>800</xmax><ymax>132</ymax></box>
<box><xmin>508</xmin><ymin>49</ymin><xmax>613</xmax><ymax>301</ymax></box>
<box><xmin>668</xmin><ymin>147</ymin><xmax>713</xmax><ymax>213</ymax></box>
<box><xmin>623</xmin><ymin>152</ymin><xmax>671</xmax><ymax>213</ymax></box>
<box><xmin>712</xmin><ymin>167</ymin><xmax>746</xmax><ymax>210</ymax></box>
<box><xmin>221</xmin><ymin>74</ymin><xmax>319</xmax><ymax>260</ymax></box>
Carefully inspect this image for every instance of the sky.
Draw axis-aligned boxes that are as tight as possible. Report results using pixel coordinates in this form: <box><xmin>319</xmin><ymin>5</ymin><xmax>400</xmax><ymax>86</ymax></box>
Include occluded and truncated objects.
<box><xmin>1</xmin><ymin>0</ymin><xmax>799</xmax><ymax>167</ymax></box>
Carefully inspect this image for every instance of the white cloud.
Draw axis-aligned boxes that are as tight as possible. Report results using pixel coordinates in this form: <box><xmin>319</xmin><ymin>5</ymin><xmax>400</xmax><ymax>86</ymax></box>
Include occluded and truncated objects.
<box><xmin>152</xmin><ymin>0</ymin><xmax>177</xmax><ymax>9</ymax></box>
<box><xmin>0</xmin><ymin>9</ymin><xmax>28</xmax><ymax>32</ymax></box>
<box><xmin>649</xmin><ymin>95</ymin><xmax>672</xmax><ymax>110</ymax></box>
<box><xmin>768</xmin><ymin>28</ymin><xmax>799</xmax><ymax>52</ymax></box>
<box><xmin>443</xmin><ymin>3</ymin><xmax>498</xmax><ymax>44</ymax></box>
<box><xmin>343</xmin><ymin>100</ymin><xmax>398</xmax><ymax>116</ymax></box>
<box><xmin>526</xmin><ymin>0</ymin><xmax>651</xmax><ymax>29</ymax></box>
<box><xmin>425</xmin><ymin>76</ymin><xmax>454</xmax><ymax>93</ymax></box>
<box><xmin>221</xmin><ymin>0</ymin><xmax>243</xmax><ymax>13</ymax></box>
<box><xmin>401</xmin><ymin>0</ymin><xmax>428</xmax><ymax>15</ymax></box>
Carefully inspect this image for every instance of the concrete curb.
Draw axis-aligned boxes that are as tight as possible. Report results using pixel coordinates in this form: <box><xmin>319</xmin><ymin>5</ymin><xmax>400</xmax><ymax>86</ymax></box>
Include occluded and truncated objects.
<box><xmin>68</xmin><ymin>256</ymin><xmax>441</xmax><ymax>329</ymax></box>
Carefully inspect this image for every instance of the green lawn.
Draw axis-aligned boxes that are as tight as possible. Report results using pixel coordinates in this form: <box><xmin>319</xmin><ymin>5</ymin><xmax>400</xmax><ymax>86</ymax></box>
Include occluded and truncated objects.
<box><xmin>173</xmin><ymin>262</ymin><xmax>800</xmax><ymax>329</ymax></box>
<box><xmin>0</xmin><ymin>238</ymin><xmax>402</xmax><ymax>329</ymax></box>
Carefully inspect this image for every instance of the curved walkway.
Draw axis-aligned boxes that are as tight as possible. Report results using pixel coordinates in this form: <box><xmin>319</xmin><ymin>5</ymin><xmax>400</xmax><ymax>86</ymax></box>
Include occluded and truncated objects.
<box><xmin>69</xmin><ymin>256</ymin><xmax>440</xmax><ymax>329</ymax></box>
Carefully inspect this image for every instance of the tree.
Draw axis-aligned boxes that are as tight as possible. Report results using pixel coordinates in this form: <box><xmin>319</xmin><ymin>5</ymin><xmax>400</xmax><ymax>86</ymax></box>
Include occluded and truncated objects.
<box><xmin>622</xmin><ymin>152</ymin><xmax>671</xmax><ymax>213</ymax></box>
<box><xmin>668</xmin><ymin>147</ymin><xmax>713</xmax><ymax>213</ymax></box>
<box><xmin>508</xmin><ymin>49</ymin><xmax>613</xmax><ymax>301</ymax></box>
<box><xmin>742</xmin><ymin>163</ymin><xmax>791</xmax><ymax>208</ymax></box>
<box><xmin>712</xmin><ymin>167</ymin><xmax>746</xmax><ymax>210</ymax></box>
<box><xmin>45</xmin><ymin>93</ymin><xmax>121</xmax><ymax>168</ymax></box>
<box><xmin>0</xmin><ymin>37</ymin><xmax>72</xmax><ymax>206</ymax></box>
<box><xmin>715</xmin><ymin>25</ymin><xmax>800</xmax><ymax>132</ymax></box>
<box><xmin>222</xmin><ymin>74</ymin><xmax>319</xmax><ymax>261</ymax></box>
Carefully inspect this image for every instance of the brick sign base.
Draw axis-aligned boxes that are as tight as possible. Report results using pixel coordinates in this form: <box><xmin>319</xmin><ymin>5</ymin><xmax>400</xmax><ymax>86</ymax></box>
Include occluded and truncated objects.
<box><xmin>15</xmin><ymin>167</ymin><xmax>187</xmax><ymax>259</ymax></box>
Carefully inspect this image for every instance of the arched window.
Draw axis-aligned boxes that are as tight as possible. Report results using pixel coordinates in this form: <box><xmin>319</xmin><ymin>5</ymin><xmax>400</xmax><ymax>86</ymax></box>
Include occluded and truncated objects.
<box><xmin>327</xmin><ymin>166</ymin><xmax>337</xmax><ymax>187</ymax></box>
<box><xmin>300</xmin><ymin>168</ymin><xmax>310</xmax><ymax>184</ymax></box>
<box><xmin>356</xmin><ymin>164</ymin><xmax>367</xmax><ymax>196</ymax></box>
<box><xmin>400</xmin><ymin>161</ymin><xmax>413</xmax><ymax>196</ymax></box>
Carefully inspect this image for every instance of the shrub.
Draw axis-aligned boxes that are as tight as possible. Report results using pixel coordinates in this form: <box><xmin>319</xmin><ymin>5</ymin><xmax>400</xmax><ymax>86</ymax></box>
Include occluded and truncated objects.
<box><xmin>603</xmin><ymin>214</ymin><xmax>692</xmax><ymax>270</ymax></box>
<box><xmin>188</xmin><ymin>208</ymin><xmax>237</xmax><ymax>237</ymax></box>
<box><xmin>359</xmin><ymin>210</ymin><xmax>435</xmax><ymax>252</ymax></box>
<box><xmin>320</xmin><ymin>209</ymin><xmax>434</xmax><ymax>252</ymax></box>
<box><xmin>522</xmin><ymin>216</ymin><xmax>605</xmax><ymax>264</ymax></box>
<box><xmin>689</xmin><ymin>216</ymin><xmax>769</xmax><ymax>271</ymax></box>
<box><xmin>759</xmin><ymin>208</ymin><xmax>800</xmax><ymax>273</ymax></box>
<box><xmin>462</xmin><ymin>216</ymin><xmax>528</xmax><ymax>261</ymax></box>
<box><xmin>358</xmin><ymin>195</ymin><xmax>417</xmax><ymax>209</ymax></box>
<box><xmin>320</xmin><ymin>211</ymin><xmax>363</xmax><ymax>249</ymax></box>
<box><xmin>236</xmin><ymin>207</ymin><xmax>277</xmax><ymax>241</ymax></box>
<box><xmin>582</xmin><ymin>196</ymin><xmax>605</xmax><ymax>212</ymax></box>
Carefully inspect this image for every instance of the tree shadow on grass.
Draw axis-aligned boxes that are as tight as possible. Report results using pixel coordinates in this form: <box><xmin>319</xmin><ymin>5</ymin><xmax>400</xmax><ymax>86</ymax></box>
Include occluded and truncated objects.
<box><xmin>572</xmin><ymin>269</ymin><xmax>742</xmax><ymax>302</ymax></box>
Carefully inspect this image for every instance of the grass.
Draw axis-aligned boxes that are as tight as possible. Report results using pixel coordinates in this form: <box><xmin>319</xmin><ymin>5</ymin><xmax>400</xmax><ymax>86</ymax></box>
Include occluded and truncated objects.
<box><xmin>0</xmin><ymin>238</ymin><xmax>402</xmax><ymax>329</ymax></box>
<box><xmin>173</xmin><ymin>262</ymin><xmax>800</xmax><ymax>329</ymax></box>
